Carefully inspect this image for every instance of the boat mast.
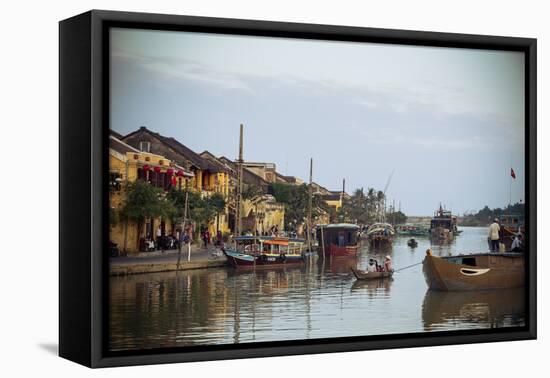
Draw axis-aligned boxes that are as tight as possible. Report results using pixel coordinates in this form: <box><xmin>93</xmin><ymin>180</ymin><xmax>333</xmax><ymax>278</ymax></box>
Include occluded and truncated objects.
<box><xmin>235</xmin><ymin>124</ymin><xmax>244</xmax><ymax>243</ymax></box>
<box><xmin>307</xmin><ymin>158</ymin><xmax>313</xmax><ymax>254</ymax></box>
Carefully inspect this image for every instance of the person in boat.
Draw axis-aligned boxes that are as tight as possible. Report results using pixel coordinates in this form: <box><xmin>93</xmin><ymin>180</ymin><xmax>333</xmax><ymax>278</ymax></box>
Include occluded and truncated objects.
<box><xmin>511</xmin><ymin>233</ymin><xmax>524</xmax><ymax>252</ymax></box>
<box><xmin>384</xmin><ymin>256</ymin><xmax>393</xmax><ymax>272</ymax></box>
<box><xmin>367</xmin><ymin>258</ymin><xmax>377</xmax><ymax>272</ymax></box>
<box><xmin>488</xmin><ymin>218</ymin><xmax>501</xmax><ymax>252</ymax></box>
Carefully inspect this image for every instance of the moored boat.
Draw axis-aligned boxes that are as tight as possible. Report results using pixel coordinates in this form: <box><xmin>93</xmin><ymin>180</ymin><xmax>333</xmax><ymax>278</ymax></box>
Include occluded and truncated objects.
<box><xmin>422</xmin><ymin>250</ymin><xmax>524</xmax><ymax>291</ymax></box>
<box><xmin>429</xmin><ymin>205</ymin><xmax>457</xmax><ymax>243</ymax></box>
<box><xmin>316</xmin><ymin>224</ymin><xmax>360</xmax><ymax>258</ymax></box>
<box><xmin>366</xmin><ymin>223</ymin><xmax>395</xmax><ymax>246</ymax></box>
<box><xmin>499</xmin><ymin>214</ymin><xmax>525</xmax><ymax>250</ymax></box>
<box><xmin>351</xmin><ymin>268</ymin><xmax>393</xmax><ymax>280</ymax></box>
<box><xmin>223</xmin><ymin>236</ymin><xmax>310</xmax><ymax>268</ymax></box>
<box><xmin>396</xmin><ymin>224</ymin><xmax>430</xmax><ymax>237</ymax></box>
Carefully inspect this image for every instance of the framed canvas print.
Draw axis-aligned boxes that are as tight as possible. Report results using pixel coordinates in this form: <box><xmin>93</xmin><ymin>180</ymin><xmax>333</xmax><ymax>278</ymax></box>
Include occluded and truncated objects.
<box><xmin>59</xmin><ymin>10</ymin><xmax>537</xmax><ymax>368</ymax></box>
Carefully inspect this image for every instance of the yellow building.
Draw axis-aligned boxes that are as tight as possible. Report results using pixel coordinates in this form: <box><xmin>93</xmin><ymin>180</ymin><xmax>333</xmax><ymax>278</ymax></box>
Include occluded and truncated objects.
<box><xmin>109</xmin><ymin>135</ymin><xmax>194</xmax><ymax>254</ymax></box>
<box><xmin>322</xmin><ymin>193</ymin><xmax>344</xmax><ymax>211</ymax></box>
<box><xmin>241</xmin><ymin>195</ymin><xmax>285</xmax><ymax>235</ymax></box>
<box><xmin>121</xmin><ymin>127</ymin><xmax>233</xmax><ymax>237</ymax></box>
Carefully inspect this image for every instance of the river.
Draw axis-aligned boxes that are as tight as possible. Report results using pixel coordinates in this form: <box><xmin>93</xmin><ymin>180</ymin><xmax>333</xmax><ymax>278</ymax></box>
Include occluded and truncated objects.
<box><xmin>109</xmin><ymin>226</ymin><xmax>525</xmax><ymax>351</ymax></box>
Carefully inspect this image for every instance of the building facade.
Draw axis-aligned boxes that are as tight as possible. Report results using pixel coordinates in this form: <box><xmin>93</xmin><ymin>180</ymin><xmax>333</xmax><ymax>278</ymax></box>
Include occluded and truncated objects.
<box><xmin>109</xmin><ymin>135</ymin><xmax>194</xmax><ymax>253</ymax></box>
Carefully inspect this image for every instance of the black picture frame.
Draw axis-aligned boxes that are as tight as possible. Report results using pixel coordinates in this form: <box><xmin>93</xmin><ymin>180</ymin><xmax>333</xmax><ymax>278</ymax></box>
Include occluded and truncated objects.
<box><xmin>59</xmin><ymin>9</ymin><xmax>537</xmax><ymax>368</ymax></box>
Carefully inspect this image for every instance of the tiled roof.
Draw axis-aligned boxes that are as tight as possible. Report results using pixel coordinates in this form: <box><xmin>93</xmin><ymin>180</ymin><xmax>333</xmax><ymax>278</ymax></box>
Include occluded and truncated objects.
<box><xmin>109</xmin><ymin>135</ymin><xmax>139</xmax><ymax>154</ymax></box>
<box><xmin>123</xmin><ymin>127</ymin><xmax>224</xmax><ymax>172</ymax></box>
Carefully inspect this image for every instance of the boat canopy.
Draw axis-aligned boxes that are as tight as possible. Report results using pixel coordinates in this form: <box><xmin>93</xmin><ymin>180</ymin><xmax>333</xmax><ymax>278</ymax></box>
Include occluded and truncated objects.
<box><xmin>366</xmin><ymin>223</ymin><xmax>395</xmax><ymax>235</ymax></box>
<box><xmin>316</xmin><ymin>223</ymin><xmax>360</xmax><ymax>230</ymax></box>
<box><xmin>234</xmin><ymin>235</ymin><xmax>305</xmax><ymax>244</ymax></box>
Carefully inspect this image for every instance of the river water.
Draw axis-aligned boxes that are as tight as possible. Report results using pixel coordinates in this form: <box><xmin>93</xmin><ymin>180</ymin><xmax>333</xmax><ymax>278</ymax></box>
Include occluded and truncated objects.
<box><xmin>109</xmin><ymin>226</ymin><xmax>525</xmax><ymax>351</ymax></box>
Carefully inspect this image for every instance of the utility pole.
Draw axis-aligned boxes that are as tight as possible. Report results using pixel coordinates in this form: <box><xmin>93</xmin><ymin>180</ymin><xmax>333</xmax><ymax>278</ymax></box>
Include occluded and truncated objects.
<box><xmin>177</xmin><ymin>161</ymin><xmax>191</xmax><ymax>268</ymax></box>
<box><xmin>307</xmin><ymin>158</ymin><xmax>313</xmax><ymax>255</ymax></box>
<box><xmin>235</xmin><ymin>124</ymin><xmax>244</xmax><ymax>241</ymax></box>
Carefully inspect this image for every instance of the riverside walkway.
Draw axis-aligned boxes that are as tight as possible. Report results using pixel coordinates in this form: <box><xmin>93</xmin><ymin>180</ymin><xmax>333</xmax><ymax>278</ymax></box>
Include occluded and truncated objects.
<box><xmin>109</xmin><ymin>244</ymin><xmax>227</xmax><ymax>276</ymax></box>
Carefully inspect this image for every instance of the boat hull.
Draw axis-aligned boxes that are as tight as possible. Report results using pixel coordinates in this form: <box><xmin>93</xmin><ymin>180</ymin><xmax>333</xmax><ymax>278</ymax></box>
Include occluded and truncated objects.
<box><xmin>422</xmin><ymin>253</ymin><xmax>524</xmax><ymax>291</ymax></box>
<box><xmin>368</xmin><ymin>235</ymin><xmax>393</xmax><ymax>246</ymax></box>
<box><xmin>429</xmin><ymin>226</ymin><xmax>454</xmax><ymax>243</ymax></box>
<box><xmin>351</xmin><ymin>268</ymin><xmax>393</xmax><ymax>280</ymax></box>
<box><xmin>223</xmin><ymin>249</ymin><xmax>305</xmax><ymax>268</ymax></box>
<box><xmin>319</xmin><ymin>243</ymin><xmax>358</xmax><ymax>258</ymax></box>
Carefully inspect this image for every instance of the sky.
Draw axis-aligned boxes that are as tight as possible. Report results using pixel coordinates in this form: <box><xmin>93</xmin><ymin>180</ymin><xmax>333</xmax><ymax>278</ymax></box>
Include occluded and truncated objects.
<box><xmin>110</xmin><ymin>27</ymin><xmax>525</xmax><ymax>216</ymax></box>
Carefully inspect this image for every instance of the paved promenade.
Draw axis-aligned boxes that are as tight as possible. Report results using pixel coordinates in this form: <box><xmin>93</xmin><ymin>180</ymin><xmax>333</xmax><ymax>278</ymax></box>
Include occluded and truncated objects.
<box><xmin>109</xmin><ymin>243</ymin><xmax>228</xmax><ymax>276</ymax></box>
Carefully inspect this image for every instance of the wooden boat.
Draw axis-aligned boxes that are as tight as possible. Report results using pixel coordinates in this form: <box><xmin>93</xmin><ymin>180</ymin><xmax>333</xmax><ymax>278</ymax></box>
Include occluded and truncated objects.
<box><xmin>351</xmin><ymin>267</ymin><xmax>393</xmax><ymax>280</ymax></box>
<box><xmin>429</xmin><ymin>205</ymin><xmax>458</xmax><ymax>243</ymax></box>
<box><xmin>316</xmin><ymin>224</ymin><xmax>360</xmax><ymax>258</ymax></box>
<box><xmin>499</xmin><ymin>214</ymin><xmax>525</xmax><ymax>250</ymax></box>
<box><xmin>223</xmin><ymin>236</ymin><xmax>310</xmax><ymax>268</ymax></box>
<box><xmin>366</xmin><ymin>223</ymin><xmax>395</xmax><ymax>246</ymax></box>
<box><xmin>396</xmin><ymin>224</ymin><xmax>430</xmax><ymax>237</ymax></box>
<box><xmin>422</xmin><ymin>250</ymin><xmax>524</xmax><ymax>291</ymax></box>
<box><xmin>407</xmin><ymin>238</ymin><xmax>418</xmax><ymax>247</ymax></box>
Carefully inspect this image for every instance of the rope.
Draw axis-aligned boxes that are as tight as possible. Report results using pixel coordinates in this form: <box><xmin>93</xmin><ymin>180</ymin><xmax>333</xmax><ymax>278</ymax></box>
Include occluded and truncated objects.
<box><xmin>394</xmin><ymin>261</ymin><xmax>423</xmax><ymax>272</ymax></box>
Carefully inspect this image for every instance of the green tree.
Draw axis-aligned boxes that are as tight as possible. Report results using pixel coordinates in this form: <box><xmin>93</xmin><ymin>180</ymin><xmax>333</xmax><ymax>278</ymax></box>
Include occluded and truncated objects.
<box><xmin>120</xmin><ymin>180</ymin><xmax>175</xmax><ymax>248</ymax></box>
<box><xmin>387</xmin><ymin>210</ymin><xmax>407</xmax><ymax>225</ymax></box>
<box><xmin>209</xmin><ymin>193</ymin><xmax>226</xmax><ymax>232</ymax></box>
<box><xmin>340</xmin><ymin>187</ymin><xmax>391</xmax><ymax>224</ymax></box>
<box><xmin>271</xmin><ymin>183</ymin><xmax>329</xmax><ymax>231</ymax></box>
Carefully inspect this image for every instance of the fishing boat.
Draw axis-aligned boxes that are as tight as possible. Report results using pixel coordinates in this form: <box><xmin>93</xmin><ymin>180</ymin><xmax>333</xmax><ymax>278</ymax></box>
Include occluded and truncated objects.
<box><xmin>429</xmin><ymin>205</ymin><xmax>458</xmax><ymax>243</ymax></box>
<box><xmin>396</xmin><ymin>224</ymin><xmax>430</xmax><ymax>237</ymax></box>
<box><xmin>351</xmin><ymin>267</ymin><xmax>393</xmax><ymax>280</ymax></box>
<box><xmin>499</xmin><ymin>214</ymin><xmax>525</xmax><ymax>250</ymax></box>
<box><xmin>316</xmin><ymin>224</ymin><xmax>360</xmax><ymax>258</ymax></box>
<box><xmin>223</xmin><ymin>236</ymin><xmax>311</xmax><ymax>268</ymax></box>
<box><xmin>366</xmin><ymin>223</ymin><xmax>395</xmax><ymax>246</ymax></box>
<box><xmin>422</xmin><ymin>249</ymin><xmax>524</xmax><ymax>291</ymax></box>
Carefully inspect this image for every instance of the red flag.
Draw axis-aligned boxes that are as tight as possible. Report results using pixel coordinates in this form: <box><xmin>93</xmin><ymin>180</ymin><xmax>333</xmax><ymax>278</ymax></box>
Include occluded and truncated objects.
<box><xmin>511</xmin><ymin>168</ymin><xmax>516</xmax><ymax>179</ymax></box>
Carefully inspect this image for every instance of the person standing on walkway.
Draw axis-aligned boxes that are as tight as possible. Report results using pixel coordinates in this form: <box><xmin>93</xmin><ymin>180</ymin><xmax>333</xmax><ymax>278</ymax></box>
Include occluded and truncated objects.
<box><xmin>488</xmin><ymin>218</ymin><xmax>501</xmax><ymax>252</ymax></box>
<box><xmin>156</xmin><ymin>225</ymin><xmax>163</xmax><ymax>251</ymax></box>
<box><xmin>177</xmin><ymin>230</ymin><xmax>184</xmax><ymax>253</ymax></box>
<box><xmin>202</xmin><ymin>229</ymin><xmax>209</xmax><ymax>248</ymax></box>
<box><xmin>216</xmin><ymin>230</ymin><xmax>223</xmax><ymax>247</ymax></box>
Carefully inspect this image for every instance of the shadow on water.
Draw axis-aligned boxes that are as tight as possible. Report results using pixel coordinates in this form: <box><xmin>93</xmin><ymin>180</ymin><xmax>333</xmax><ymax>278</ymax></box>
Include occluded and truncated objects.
<box><xmin>422</xmin><ymin>287</ymin><xmax>525</xmax><ymax>331</ymax></box>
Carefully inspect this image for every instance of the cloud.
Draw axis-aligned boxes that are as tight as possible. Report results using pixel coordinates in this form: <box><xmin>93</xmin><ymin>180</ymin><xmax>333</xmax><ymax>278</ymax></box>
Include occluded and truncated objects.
<box><xmin>111</xmin><ymin>50</ymin><xmax>255</xmax><ymax>94</ymax></box>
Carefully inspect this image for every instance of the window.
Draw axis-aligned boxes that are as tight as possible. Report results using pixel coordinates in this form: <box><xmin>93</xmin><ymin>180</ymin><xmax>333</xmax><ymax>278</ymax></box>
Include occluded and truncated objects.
<box><xmin>139</xmin><ymin>141</ymin><xmax>151</xmax><ymax>152</ymax></box>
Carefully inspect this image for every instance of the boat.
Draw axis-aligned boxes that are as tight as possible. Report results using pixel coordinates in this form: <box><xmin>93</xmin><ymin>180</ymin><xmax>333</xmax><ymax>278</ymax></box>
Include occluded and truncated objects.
<box><xmin>429</xmin><ymin>204</ymin><xmax>458</xmax><ymax>242</ymax></box>
<box><xmin>223</xmin><ymin>236</ymin><xmax>310</xmax><ymax>268</ymax></box>
<box><xmin>407</xmin><ymin>238</ymin><xmax>418</xmax><ymax>247</ymax></box>
<box><xmin>422</xmin><ymin>249</ymin><xmax>524</xmax><ymax>291</ymax></box>
<box><xmin>396</xmin><ymin>224</ymin><xmax>430</xmax><ymax>236</ymax></box>
<box><xmin>351</xmin><ymin>267</ymin><xmax>393</xmax><ymax>280</ymax></box>
<box><xmin>499</xmin><ymin>214</ymin><xmax>525</xmax><ymax>250</ymax></box>
<box><xmin>316</xmin><ymin>224</ymin><xmax>360</xmax><ymax>258</ymax></box>
<box><xmin>366</xmin><ymin>223</ymin><xmax>395</xmax><ymax>246</ymax></box>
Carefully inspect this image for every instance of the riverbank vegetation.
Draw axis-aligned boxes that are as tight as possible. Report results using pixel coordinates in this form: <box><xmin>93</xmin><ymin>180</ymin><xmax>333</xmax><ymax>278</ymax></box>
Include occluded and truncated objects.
<box><xmin>461</xmin><ymin>202</ymin><xmax>525</xmax><ymax>226</ymax></box>
<box><xmin>339</xmin><ymin>188</ymin><xmax>407</xmax><ymax>225</ymax></box>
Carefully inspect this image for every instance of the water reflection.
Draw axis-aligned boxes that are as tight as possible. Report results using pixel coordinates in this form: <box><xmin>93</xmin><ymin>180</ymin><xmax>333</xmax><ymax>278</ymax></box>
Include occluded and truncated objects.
<box><xmin>109</xmin><ymin>227</ymin><xmax>525</xmax><ymax>351</ymax></box>
<box><xmin>350</xmin><ymin>277</ymin><xmax>393</xmax><ymax>296</ymax></box>
<box><xmin>422</xmin><ymin>288</ymin><xmax>525</xmax><ymax>330</ymax></box>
